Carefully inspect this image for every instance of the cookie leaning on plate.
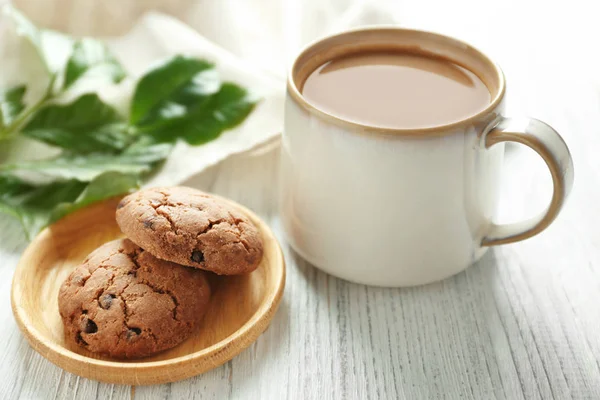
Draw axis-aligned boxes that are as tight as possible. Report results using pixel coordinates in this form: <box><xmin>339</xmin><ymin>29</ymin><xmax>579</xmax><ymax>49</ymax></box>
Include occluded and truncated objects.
<box><xmin>116</xmin><ymin>187</ymin><xmax>264</xmax><ymax>275</ymax></box>
<box><xmin>58</xmin><ymin>238</ymin><xmax>211</xmax><ymax>359</ymax></box>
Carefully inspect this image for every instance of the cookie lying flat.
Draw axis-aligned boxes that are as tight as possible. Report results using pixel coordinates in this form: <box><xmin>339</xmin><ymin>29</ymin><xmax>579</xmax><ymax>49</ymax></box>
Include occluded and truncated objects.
<box><xmin>58</xmin><ymin>239</ymin><xmax>211</xmax><ymax>359</ymax></box>
<box><xmin>116</xmin><ymin>187</ymin><xmax>263</xmax><ymax>275</ymax></box>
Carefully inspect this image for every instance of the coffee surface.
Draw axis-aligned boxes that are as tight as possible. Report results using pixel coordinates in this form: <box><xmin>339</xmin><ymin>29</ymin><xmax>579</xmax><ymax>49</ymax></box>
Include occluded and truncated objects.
<box><xmin>301</xmin><ymin>51</ymin><xmax>491</xmax><ymax>129</ymax></box>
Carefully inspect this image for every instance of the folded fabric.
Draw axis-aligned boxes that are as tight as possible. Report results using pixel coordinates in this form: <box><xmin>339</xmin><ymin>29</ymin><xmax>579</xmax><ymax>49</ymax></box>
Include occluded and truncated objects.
<box><xmin>109</xmin><ymin>13</ymin><xmax>285</xmax><ymax>187</ymax></box>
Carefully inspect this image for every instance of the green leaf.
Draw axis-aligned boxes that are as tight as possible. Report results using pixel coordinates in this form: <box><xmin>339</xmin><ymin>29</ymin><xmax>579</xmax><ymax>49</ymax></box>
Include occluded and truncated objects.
<box><xmin>0</xmin><ymin>85</ymin><xmax>26</xmax><ymax>130</ymax></box>
<box><xmin>24</xmin><ymin>122</ymin><xmax>130</xmax><ymax>154</ymax></box>
<box><xmin>148</xmin><ymin>83</ymin><xmax>258</xmax><ymax>144</ymax></box>
<box><xmin>0</xmin><ymin>174</ymin><xmax>35</xmax><ymax>220</ymax></box>
<box><xmin>64</xmin><ymin>38</ymin><xmax>126</xmax><ymax>89</ymax></box>
<box><xmin>0</xmin><ymin>174</ymin><xmax>85</xmax><ymax>239</ymax></box>
<box><xmin>50</xmin><ymin>171</ymin><xmax>138</xmax><ymax>223</ymax></box>
<box><xmin>135</xmin><ymin>68</ymin><xmax>220</xmax><ymax>130</ymax></box>
<box><xmin>0</xmin><ymin>172</ymin><xmax>137</xmax><ymax>239</ymax></box>
<box><xmin>130</xmin><ymin>56</ymin><xmax>214</xmax><ymax>125</ymax></box>
<box><xmin>4</xmin><ymin>5</ymin><xmax>73</xmax><ymax>77</ymax></box>
<box><xmin>0</xmin><ymin>143</ymin><xmax>172</xmax><ymax>182</ymax></box>
<box><xmin>21</xmin><ymin>93</ymin><xmax>127</xmax><ymax>153</ymax></box>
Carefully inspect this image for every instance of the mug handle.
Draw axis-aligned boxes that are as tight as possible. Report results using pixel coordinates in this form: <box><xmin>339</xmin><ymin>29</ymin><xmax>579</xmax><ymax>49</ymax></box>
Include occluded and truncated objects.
<box><xmin>481</xmin><ymin>117</ymin><xmax>574</xmax><ymax>246</ymax></box>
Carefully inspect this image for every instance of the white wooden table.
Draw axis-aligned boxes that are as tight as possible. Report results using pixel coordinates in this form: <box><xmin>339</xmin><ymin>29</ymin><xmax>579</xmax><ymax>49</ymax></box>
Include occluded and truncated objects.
<box><xmin>2</xmin><ymin>0</ymin><xmax>600</xmax><ymax>399</ymax></box>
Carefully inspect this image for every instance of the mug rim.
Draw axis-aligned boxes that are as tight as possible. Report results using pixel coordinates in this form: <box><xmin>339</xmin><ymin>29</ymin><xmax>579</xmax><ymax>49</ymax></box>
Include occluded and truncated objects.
<box><xmin>287</xmin><ymin>26</ymin><xmax>506</xmax><ymax>137</ymax></box>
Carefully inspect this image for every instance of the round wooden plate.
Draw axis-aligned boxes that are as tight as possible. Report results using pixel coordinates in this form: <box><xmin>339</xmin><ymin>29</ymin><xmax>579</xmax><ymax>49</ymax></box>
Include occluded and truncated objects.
<box><xmin>11</xmin><ymin>196</ymin><xmax>285</xmax><ymax>385</ymax></box>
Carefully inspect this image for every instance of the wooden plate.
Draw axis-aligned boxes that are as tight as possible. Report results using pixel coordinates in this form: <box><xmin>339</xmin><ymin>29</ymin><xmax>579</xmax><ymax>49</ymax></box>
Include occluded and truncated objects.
<box><xmin>11</xmin><ymin>197</ymin><xmax>285</xmax><ymax>385</ymax></box>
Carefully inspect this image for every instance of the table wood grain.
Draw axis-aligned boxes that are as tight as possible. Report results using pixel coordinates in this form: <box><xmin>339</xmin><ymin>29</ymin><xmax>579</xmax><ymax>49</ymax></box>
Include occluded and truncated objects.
<box><xmin>2</xmin><ymin>132</ymin><xmax>600</xmax><ymax>399</ymax></box>
<box><xmin>3</xmin><ymin>0</ymin><xmax>600</xmax><ymax>398</ymax></box>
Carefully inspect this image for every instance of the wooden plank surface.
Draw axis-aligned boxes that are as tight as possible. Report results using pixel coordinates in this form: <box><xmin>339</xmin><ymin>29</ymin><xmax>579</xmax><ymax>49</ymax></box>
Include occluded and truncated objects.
<box><xmin>2</xmin><ymin>0</ymin><xmax>600</xmax><ymax>398</ymax></box>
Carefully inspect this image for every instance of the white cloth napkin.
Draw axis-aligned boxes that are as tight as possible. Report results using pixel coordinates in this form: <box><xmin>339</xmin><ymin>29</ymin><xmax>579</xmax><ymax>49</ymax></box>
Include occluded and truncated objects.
<box><xmin>108</xmin><ymin>13</ymin><xmax>285</xmax><ymax>186</ymax></box>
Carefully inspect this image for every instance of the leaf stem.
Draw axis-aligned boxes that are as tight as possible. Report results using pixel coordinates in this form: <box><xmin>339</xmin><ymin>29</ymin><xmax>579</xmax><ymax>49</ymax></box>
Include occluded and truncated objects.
<box><xmin>0</xmin><ymin>75</ymin><xmax>56</xmax><ymax>141</ymax></box>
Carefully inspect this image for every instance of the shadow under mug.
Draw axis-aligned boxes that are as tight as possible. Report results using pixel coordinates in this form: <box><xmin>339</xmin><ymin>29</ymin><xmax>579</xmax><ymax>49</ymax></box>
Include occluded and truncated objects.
<box><xmin>279</xmin><ymin>27</ymin><xmax>574</xmax><ymax>287</ymax></box>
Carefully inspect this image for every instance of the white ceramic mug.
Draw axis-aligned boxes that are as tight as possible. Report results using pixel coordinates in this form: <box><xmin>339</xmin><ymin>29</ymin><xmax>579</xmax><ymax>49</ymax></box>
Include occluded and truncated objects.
<box><xmin>279</xmin><ymin>28</ymin><xmax>574</xmax><ymax>287</ymax></box>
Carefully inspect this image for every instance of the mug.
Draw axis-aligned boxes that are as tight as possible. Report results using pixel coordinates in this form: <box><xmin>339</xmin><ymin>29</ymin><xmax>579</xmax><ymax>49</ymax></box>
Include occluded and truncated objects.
<box><xmin>279</xmin><ymin>28</ymin><xmax>574</xmax><ymax>287</ymax></box>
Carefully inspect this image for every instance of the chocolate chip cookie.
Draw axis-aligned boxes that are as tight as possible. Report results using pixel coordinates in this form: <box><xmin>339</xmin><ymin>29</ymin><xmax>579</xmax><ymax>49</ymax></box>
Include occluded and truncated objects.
<box><xmin>58</xmin><ymin>239</ymin><xmax>211</xmax><ymax>359</ymax></box>
<box><xmin>115</xmin><ymin>187</ymin><xmax>263</xmax><ymax>275</ymax></box>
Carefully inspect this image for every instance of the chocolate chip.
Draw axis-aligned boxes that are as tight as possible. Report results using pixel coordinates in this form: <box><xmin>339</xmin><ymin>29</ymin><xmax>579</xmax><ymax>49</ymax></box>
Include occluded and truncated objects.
<box><xmin>81</xmin><ymin>318</ymin><xmax>98</xmax><ymax>334</ymax></box>
<box><xmin>99</xmin><ymin>293</ymin><xmax>116</xmax><ymax>310</ymax></box>
<box><xmin>76</xmin><ymin>332</ymin><xmax>88</xmax><ymax>346</ymax></box>
<box><xmin>117</xmin><ymin>200</ymin><xmax>126</xmax><ymax>209</ymax></box>
<box><xmin>191</xmin><ymin>250</ymin><xmax>204</xmax><ymax>263</ymax></box>
<box><xmin>127</xmin><ymin>327</ymin><xmax>142</xmax><ymax>341</ymax></box>
<box><xmin>143</xmin><ymin>219</ymin><xmax>154</xmax><ymax>229</ymax></box>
